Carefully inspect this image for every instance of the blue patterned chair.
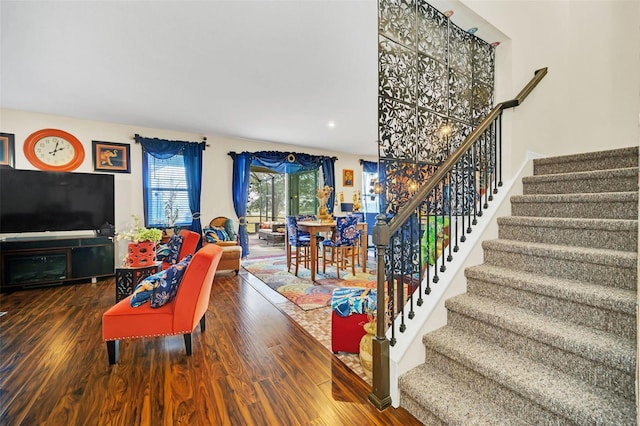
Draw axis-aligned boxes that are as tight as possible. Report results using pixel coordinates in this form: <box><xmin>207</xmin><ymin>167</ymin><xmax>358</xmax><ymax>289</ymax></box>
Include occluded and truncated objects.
<box><xmin>322</xmin><ymin>215</ymin><xmax>360</xmax><ymax>278</ymax></box>
<box><xmin>285</xmin><ymin>216</ymin><xmax>312</xmax><ymax>276</ymax></box>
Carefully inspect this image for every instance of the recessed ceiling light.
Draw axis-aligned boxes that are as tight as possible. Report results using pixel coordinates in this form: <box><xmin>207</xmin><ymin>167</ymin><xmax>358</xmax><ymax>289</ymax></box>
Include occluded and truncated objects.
<box><xmin>327</xmin><ymin>121</ymin><xmax>336</xmax><ymax>128</ymax></box>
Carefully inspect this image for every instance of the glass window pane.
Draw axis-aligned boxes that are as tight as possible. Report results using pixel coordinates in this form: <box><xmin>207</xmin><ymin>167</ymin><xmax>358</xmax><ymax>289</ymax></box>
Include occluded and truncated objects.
<box><xmin>362</xmin><ymin>171</ymin><xmax>380</xmax><ymax>213</ymax></box>
<box><xmin>144</xmin><ymin>153</ymin><xmax>191</xmax><ymax>228</ymax></box>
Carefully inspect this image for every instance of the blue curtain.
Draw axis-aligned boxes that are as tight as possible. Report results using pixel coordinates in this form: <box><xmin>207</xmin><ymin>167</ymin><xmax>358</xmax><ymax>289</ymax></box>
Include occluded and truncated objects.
<box><xmin>230</xmin><ymin>152</ymin><xmax>252</xmax><ymax>257</ymax></box>
<box><xmin>251</xmin><ymin>151</ymin><xmax>330</xmax><ymax>174</ymax></box>
<box><xmin>182</xmin><ymin>142</ymin><xmax>206</xmax><ymax>240</ymax></box>
<box><xmin>136</xmin><ymin>136</ymin><xmax>204</xmax><ymax>235</ymax></box>
<box><xmin>321</xmin><ymin>158</ymin><xmax>336</xmax><ymax>213</ymax></box>
<box><xmin>250</xmin><ymin>151</ymin><xmax>336</xmax><ymax>212</ymax></box>
<box><xmin>362</xmin><ymin>160</ymin><xmax>378</xmax><ymax>173</ymax></box>
<box><xmin>379</xmin><ymin>160</ymin><xmax>387</xmax><ymax>214</ymax></box>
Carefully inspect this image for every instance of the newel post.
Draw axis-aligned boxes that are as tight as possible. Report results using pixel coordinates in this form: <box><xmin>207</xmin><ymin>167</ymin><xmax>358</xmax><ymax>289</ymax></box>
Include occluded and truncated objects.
<box><xmin>368</xmin><ymin>213</ymin><xmax>392</xmax><ymax>410</ymax></box>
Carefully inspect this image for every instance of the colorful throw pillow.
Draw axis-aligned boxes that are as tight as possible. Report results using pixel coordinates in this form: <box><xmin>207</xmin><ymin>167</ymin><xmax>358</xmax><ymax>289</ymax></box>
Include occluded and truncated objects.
<box><xmin>203</xmin><ymin>226</ymin><xmax>229</xmax><ymax>243</ymax></box>
<box><xmin>130</xmin><ymin>270</ymin><xmax>165</xmax><ymax>307</ymax></box>
<box><xmin>155</xmin><ymin>243</ymin><xmax>171</xmax><ymax>261</ymax></box>
<box><xmin>149</xmin><ymin>255</ymin><xmax>192</xmax><ymax>308</ymax></box>
<box><xmin>165</xmin><ymin>234</ymin><xmax>184</xmax><ymax>265</ymax></box>
<box><xmin>331</xmin><ymin>287</ymin><xmax>377</xmax><ymax>317</ymax></box>
<box><xmin>222</xmin><ymin>218</ymin><xmax>236</xmax><ymax>241</ymax></box>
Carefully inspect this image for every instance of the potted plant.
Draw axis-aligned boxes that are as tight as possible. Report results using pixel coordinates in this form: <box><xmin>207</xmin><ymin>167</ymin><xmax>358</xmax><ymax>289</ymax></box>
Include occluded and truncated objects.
<box><xmin>163</xmin><ymin>190</ymin><xmax>180</xmax><ymax>237</ymax></box>
<box><xmin>117</xmin><ymin>216</ymin><xmax>163</xmax><ymax>267</ymax></box>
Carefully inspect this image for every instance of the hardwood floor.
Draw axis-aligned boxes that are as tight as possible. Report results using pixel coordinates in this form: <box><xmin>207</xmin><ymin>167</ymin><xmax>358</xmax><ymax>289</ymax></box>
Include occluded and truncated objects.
<box><xmin>0</xmin><ymin>271</ymin><xmax>420</xmax><ymax>425</ymax></box>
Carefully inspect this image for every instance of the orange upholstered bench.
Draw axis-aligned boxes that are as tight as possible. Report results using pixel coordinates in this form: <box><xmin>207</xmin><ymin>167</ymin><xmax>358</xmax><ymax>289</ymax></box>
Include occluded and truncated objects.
<box><xmin>102</xmin><ymin>244</ymin><xmax>223</xmax><ymax>364</ymax></box>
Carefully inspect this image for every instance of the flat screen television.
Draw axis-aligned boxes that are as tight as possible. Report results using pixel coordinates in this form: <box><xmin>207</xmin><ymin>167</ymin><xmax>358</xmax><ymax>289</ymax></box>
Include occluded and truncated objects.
<box><xmin>0</xmin><ymin>168</ymin><xmax>115</xmax><ymax>234</ymax></box>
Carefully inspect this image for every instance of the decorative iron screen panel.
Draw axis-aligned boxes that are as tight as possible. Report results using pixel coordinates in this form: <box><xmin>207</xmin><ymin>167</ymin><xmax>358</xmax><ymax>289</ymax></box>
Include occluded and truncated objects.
<box><xmin>378</xmin><ymin>0</ymin><xmax>495</xmax><ymax>215</ymax></box>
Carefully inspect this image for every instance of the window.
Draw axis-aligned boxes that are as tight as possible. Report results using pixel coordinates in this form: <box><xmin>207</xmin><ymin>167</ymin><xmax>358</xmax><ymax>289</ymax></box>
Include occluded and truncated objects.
<box><xmin>247</xmin><ymin>170</ymin><xmax>286</xmax><ymax>221</ymax></box>
<box><xmin>143</xmin><ymin>153</ymin><xmax>192</xmax><ymax>228</ymax></box>
<box><xmin>362</xmin><ymin>170</ymin><xmax>380</xmax><ymax>213</ymax></box>
<box><xmin>288</xmin><ymin>169</ymin><xmax>318</xmax><ymax>216</ymax></box>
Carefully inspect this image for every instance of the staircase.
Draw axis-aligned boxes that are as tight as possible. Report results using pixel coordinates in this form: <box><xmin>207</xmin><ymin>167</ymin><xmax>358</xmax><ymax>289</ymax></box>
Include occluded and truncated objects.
<box><xmin>398</xmin><ymin>147</ymin><xmax>638</xmax><ymax>425</ymax></box>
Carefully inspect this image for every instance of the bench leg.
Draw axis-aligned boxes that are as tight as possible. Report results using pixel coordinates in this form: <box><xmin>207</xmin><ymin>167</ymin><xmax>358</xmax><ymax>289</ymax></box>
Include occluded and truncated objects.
<box><xmin>106</xmin><ymin>340</ymin><xmax>118</xmax><ymax>364</ymax></box>
<box><xmin>200</xmin><ymin>315</ymin><xmax>206</xmax><ymax>332</ymax></box>
<box><xmin>183</xmin><ymin>333</ymin><xmax>192</xmax><ymax>356</ymax></box>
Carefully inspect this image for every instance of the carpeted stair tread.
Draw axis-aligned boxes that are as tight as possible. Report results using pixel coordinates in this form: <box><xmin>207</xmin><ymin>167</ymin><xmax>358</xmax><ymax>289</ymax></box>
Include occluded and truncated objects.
<box><xmin>465</xmin><ymin>263</ymin><xmax>636</xmax><ymax>315</ymax></box>
<box><xmin>444</xmin><ymin>293</ymin><xmax>635</xmax><ymax>372</ymax></box>
<box><xmin>533</xmin><ymin>146</ymin><xmax>638</xmax><ymax>175</ymax></box>
<box><xmin>497</xmin><ymin>216</ymin><xmax>638</xmax><ymax>234</ymax></box>
<box><xmin>496</xmin><ymin>216</ymin><xmax>638</xmax><ymax>251</ymax></box>
<box><xmin>399</xmin><ymin>364</ymin><xmax>529</xmax><ymax>425</ymax></box>
<box><xmin>511</xmin><ymin>191</ymin><xmax>638</xmax><ymax>204</ymax></box>
<box><xmin>523</xmin><ymin>167</ymin><xmax>639</xmax><ymax>194</ymax></box>
<box><xmin>510</xmin><ymin>191</ymin><xmax>638</xmax><ymax>220</ymax></box>
<box><xmin>482</xmin><ymin>238</ymin><xmax>638</xmax><ymax>269</ymax></box>
<box><xmin>423</xmin><ymin>326</ymin><xmax>636</xmax><ymax>424</ymax></box>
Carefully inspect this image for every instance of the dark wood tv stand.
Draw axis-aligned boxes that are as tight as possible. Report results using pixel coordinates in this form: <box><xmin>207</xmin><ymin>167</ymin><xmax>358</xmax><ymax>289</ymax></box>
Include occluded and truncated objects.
<box><xmin>0</xmin><ymin>235</ymin><xmax>115</xmax><ymax>292</ymax></box>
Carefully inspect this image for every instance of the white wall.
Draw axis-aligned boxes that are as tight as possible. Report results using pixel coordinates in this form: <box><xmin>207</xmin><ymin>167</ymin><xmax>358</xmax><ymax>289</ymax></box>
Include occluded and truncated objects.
<box><xmin>0</xmin><ymin>108</ymin><xmax>375</xmax><ymax>261</ymax></box>
<box><xmin>461</xmin><ymin>0</ymin><xmax>640</xmax><ymax>178</ymax></box>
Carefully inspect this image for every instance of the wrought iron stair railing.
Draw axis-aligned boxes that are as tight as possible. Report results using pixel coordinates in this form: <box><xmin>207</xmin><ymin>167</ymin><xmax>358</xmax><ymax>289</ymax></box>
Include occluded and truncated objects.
<box><xmin>368</xmin><ymin>67</ymin><xmax>548</xmax><ymax>410</ymax></box>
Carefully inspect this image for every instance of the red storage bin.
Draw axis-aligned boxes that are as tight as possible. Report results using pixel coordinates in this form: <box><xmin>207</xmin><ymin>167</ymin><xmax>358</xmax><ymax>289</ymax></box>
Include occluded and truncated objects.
<box><xmin>331</xmin><ymin>311</ymin><xmax>368</xmax><ymax>354</ymax></box>
<box><xmin>330</xmin><ymin>287</ymin><xmax>377</xmax><ymax>354</ymax></box>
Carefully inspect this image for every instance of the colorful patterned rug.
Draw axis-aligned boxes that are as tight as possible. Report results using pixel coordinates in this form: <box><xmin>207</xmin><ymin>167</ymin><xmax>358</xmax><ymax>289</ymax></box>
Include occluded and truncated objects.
<box><xmin>242</xmin><ymin>255</ymin><xmax>377</xmax><ymax>311</ymax></box>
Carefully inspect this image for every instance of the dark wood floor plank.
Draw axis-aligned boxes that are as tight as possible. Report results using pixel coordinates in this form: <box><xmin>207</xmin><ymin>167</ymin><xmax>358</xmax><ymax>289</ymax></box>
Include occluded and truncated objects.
<box><xmin>0</xmin><ymin>273</ymin><xmax>420</xmax><ymax>425</ymax></box>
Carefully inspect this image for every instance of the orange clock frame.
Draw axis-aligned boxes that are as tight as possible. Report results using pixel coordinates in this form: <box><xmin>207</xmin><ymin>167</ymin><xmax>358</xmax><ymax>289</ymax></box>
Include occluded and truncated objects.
<box><xmin>23</xmin><ymin>128</ymin><xmax>85</xmax><ymax>171</ymax></box>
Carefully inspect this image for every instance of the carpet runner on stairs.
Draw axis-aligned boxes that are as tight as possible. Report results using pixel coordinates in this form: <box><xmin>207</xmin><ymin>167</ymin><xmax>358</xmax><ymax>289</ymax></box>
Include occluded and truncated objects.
<box><xmin>399</xmin><ymin>146</ymin><xmax>638</xmax><ymax>424</ymax></box>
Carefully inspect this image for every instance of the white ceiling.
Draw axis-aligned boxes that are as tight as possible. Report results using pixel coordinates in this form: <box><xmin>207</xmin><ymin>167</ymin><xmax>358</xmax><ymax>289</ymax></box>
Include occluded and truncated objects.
<box><xmin>0</xmin><ymin>1</ymin><xmax>505</xmax><ymax>158</ymax></box>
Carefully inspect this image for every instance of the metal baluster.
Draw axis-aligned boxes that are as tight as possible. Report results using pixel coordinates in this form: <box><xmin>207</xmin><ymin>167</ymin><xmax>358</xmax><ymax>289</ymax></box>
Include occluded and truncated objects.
<box><xmin>439</xmin><ymin>179</ymin><xmax>446</xmax><ymax>273</ymax></box>
<box><xmin>489</xmin><ymin>120</ymin><xmax>496</xmax><ymax>199</ymax></box>
<box><xmin>483</xmin><ymin>130</ymin><xmax>489</xmax><ymax>210</ymax></box>
<box><xmin>461</xmin><ymin>152</ymin><xmax>468</xmax><ymax>242</ymax></box>
<box><xmin>432</xmin><ymin>186</ymin><xmax>440</xmax><ymax>283</ymax></box>
<box><xmin>471</xmin><ymin>144</ymin><xmax>478</xmax><ymax>227</ymax></box>
<box><xmin>387</xmin><ymin>244</ymin><xmax>396</xmax><ymax>346</ymax></box>
<box><xmin>446</xmin><ymin>170</ymin><xmax>453</xmax><ymax>262</ymax></box>
<box><xmin>498</xmin><ymin>114</ymin><xmax>503</xmax><ymax>188</ymax></box>
<box><xmin>416</xmin><ymin>206</ymin><xmax>424</xmax><ymax>305</ymax></box>
<box><xmin>477</xmin><ymin>136</ymin><xmax>485</xmax><ymax>217</ymax></box>
<box><xmin>397</xmin><ymin>229</ymin><xmax>406</xmax><ymax>333</ymax></box>
<box><xmin>424</xmin><ymin>204</ymin><xmax>431</xmax><ymax>295</ymax></box>
<box><xmin>408</xmin><ymin>213</ymin><xmax>416</xmax><ymax>319</ymax></box>
<box><xmin>453</xmin><ymin>160</ymin><xmax>460</xmax><ymax>252</ymax></box>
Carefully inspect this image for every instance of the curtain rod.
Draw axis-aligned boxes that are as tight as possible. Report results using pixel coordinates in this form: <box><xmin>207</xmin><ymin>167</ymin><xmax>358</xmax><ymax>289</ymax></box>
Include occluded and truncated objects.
<box><xmin>133</xmin><ymin>134</ymin><xmax>209</xmax><ymax>148</ymax></box>
<box><xmin>228</xmin><ymin>151</ymin><xmax>337</xmax><ymax>161</ymax></box>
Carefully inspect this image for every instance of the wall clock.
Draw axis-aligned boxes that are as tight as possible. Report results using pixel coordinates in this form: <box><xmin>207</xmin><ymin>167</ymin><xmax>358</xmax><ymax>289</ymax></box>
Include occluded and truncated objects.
<box><xmin>23</xmin><ymin>128</ymin><xmax>85</xmax><ymax>171</ymax></box>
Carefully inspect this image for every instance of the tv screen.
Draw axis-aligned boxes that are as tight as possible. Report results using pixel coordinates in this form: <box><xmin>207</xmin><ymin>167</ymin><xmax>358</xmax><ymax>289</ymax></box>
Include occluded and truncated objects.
<box><xmin>0</xmin><ymin>168</ymin><xmax>115</xmax><ymax>234</ymax></box>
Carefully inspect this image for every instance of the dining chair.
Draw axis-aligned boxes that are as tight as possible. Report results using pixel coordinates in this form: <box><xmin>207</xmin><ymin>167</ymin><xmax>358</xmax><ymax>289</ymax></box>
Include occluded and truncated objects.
<box><xmin>321</xmin><ymin>215</ymin><xmax>360</xmax><ymax>278</ymax></box>
<box><xmin>285</xmin><ymin>216</ymin><xmax>312</xmax><ymax>276</ymax></box>
<box><xmin>348</xmin><ymin>212</ymin><xmax>365</xmax><ymax>266</ymax></box>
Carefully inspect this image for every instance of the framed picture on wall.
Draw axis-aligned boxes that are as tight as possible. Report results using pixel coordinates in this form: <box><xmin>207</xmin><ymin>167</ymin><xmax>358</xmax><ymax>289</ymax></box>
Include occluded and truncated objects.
<box><xmin>92</xmin><ymin>140</ymin><xmax>130</xmax><ymax>173</ymax></box>
<box><xmin>343</xmin><ymin>169</ymin><xmax>354</xmax><ymax>187</ymax></box>
<box><xmin>0</xmin><ymin>133</ymin><xmax>15</xmax><ymax>168</ymax></box>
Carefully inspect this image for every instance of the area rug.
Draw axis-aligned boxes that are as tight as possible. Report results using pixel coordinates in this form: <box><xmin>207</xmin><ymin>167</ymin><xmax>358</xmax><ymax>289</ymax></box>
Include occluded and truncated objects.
<box><xmin>242</xmin><ymin>255</ymin><xmax>376</xmax><ymax>311</ymax></box>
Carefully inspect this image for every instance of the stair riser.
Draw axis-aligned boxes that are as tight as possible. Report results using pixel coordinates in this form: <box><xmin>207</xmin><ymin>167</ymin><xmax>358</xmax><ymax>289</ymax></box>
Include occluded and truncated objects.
<box><xmin>483</xmin><ymin>247</ymin><xmax>637</xmax><ymax>290</ymax></box>
<box><xmin>523</xmin><ymin>175</ymin><xmax>638</xmax><ymax>195</ymax></box>
<box><xmin>511</xmin><ymin>199</ymin><xmax>637</xmax><ymax>220</ymax></box>
<box><xmin>398</xmin><ymin>392</ymin><xmax>447</xmax><ymax>426</ymax></box>
<box><xmin>447</xmin><ymin>309</ymin><xmax>635</xmax><ymax>399</ymax></box>
<box><xmin>498</xmin><ymin>223</ymin><xmax>637</xmax><ymax>252</ymax></box>
<box><xmin>466</xmin><ymin>278</ymin><xmax>636</xmax><ymax>340</ymax></box>
<box><xmin>533</xmin><ymin>151</ymin><xmax>639</xmax><ymax>175</ymax></box>
<box><xmin>423</xmin><ymin>345</ymin><xmax>566</xmax><ymax>424</ymax></box>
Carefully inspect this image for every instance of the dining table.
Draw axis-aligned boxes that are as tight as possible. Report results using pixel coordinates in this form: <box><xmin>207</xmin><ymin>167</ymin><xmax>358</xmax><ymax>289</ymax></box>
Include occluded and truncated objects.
<box><xmin>295</xmin><ymin>220</ymin><xmax>368</xmax><ymax>282</ymax></box>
